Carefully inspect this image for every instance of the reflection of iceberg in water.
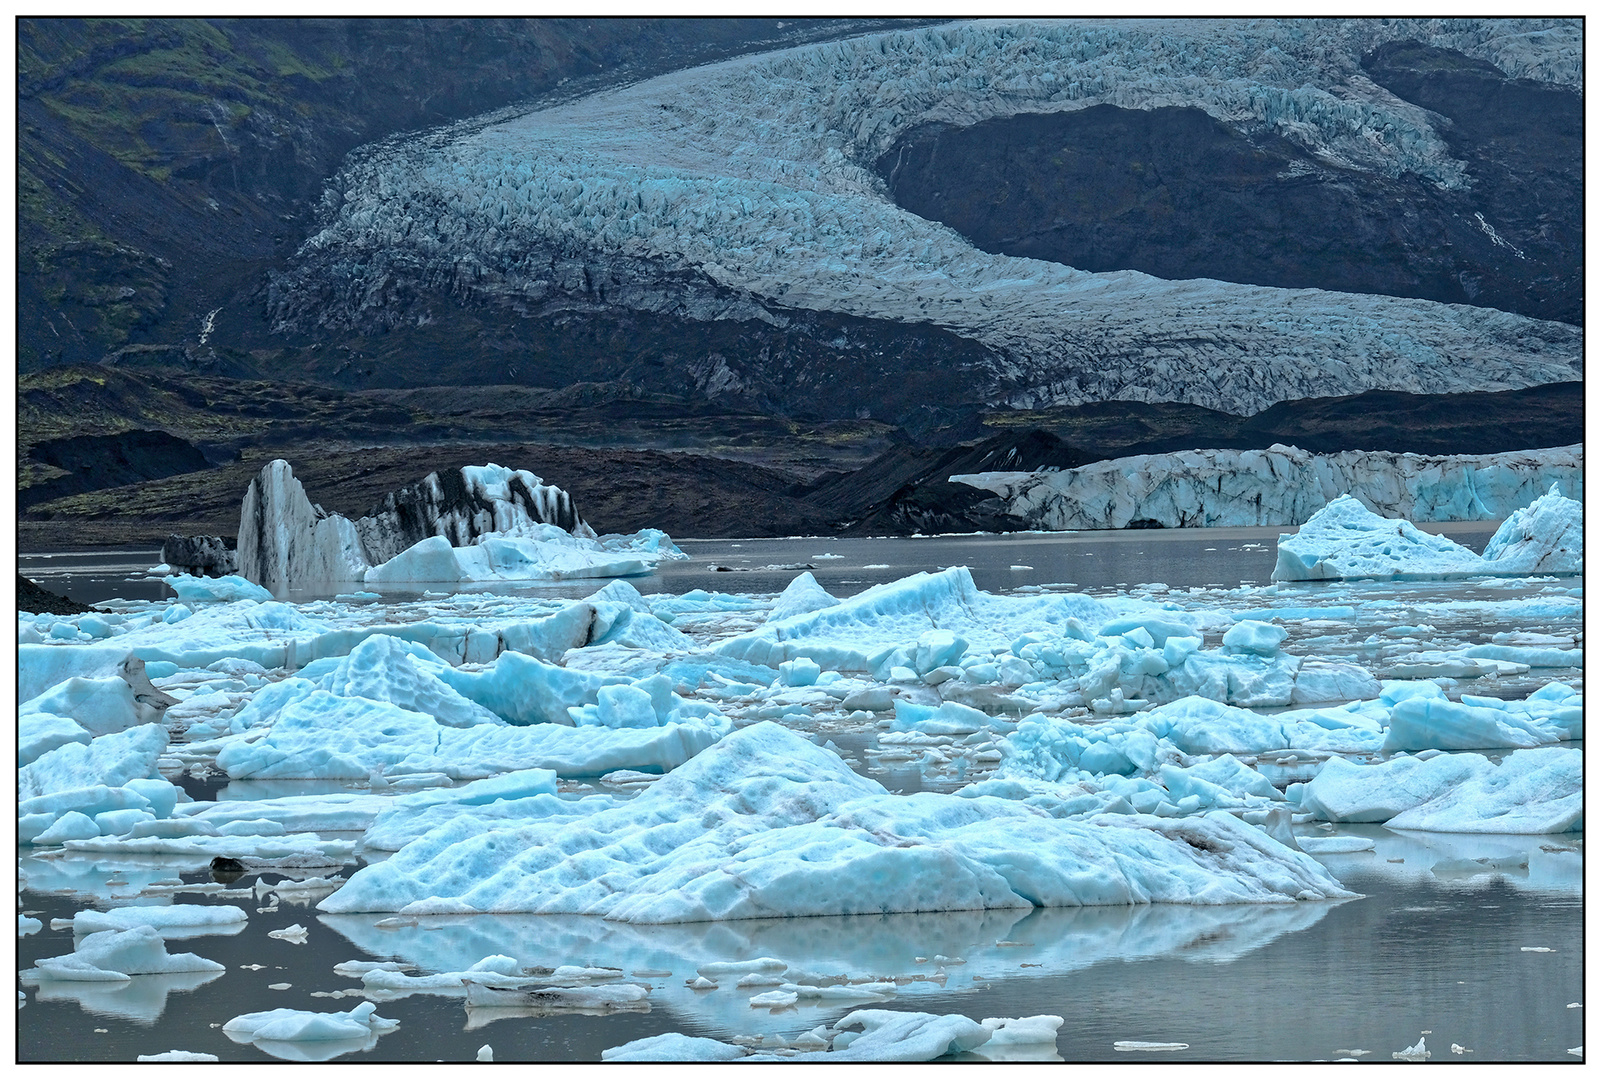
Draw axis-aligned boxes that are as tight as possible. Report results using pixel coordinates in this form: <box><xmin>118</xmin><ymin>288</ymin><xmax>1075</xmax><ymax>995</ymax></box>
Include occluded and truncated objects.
<box><xmin>29</xmin><ymin>969</ymin><xmax>223</xmax><ymax>1025</ymax></box>
<box><xmin>321</xmin><ymin>900</ymin><xmax>1339</xmax><ymax>1038</ymax></box>
<box><xmin>229</xmin><ymin>1035</ymin><xmax>386</xmax><ymax>1064</ymax></box>
<box><xmin>18</xmin><ymin>853</ymin><xmax>213</xmax><ymax>905</ymax></box>
<box><xmin>1308</xmin><ymin>827</ymin><xmax>1583</xmax><ymax>896</ymax></box>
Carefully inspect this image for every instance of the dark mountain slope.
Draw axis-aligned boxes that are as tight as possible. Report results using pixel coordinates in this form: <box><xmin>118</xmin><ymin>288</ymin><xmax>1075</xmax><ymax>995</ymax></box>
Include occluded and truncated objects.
<box><xmin>877</xmin><ymin>44</ymin><xmax>1580</xmax><ymax>325</ymax></box>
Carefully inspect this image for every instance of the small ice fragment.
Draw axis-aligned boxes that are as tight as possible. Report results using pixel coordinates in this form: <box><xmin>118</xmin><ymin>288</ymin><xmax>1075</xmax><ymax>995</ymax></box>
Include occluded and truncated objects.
<box><xmin>1010</xmin><ymin>565</ymin><xmax>1034</xmax><ymax>571</ymax></box>
<box><xmin>688</xmin><ymin>977</ymin><xmax>717</xmax><ymax>990</ymax></box>
<box><xmin>240</xmin><ymin>964</ymin><xmax>266</xmax><ymax>971</ymax></box>
<box><xmin>932</xmin><ymin>955</ymin><xmax>965</xmax><ymax>965</ymax></box>
<box><xmin>1568</xmin><ymin>1003</ymin><xmax>1582</xmax><ymax>1009</ymax></box>
<box><xmin>1334</xmin><ymin>1050</ymin><xmax>1370</xmax><ymax>1057</ymax></box>
<box><xmin>137</xmin><ymin>1051</ymin><xmax>219</xmax><ymax>1062</ymax></box>
<box><xmin>268</xmin><ymin>983</ymin><xmax>291</xmax><ymax>990</ymax></box>
<box><xmin>477</xmin><ymin>1045</ymin><xmax>493</xmax><ymax>1062</ymax></box>
<box><xmin>1451</xmin><ymin>1044</ymin><xmax>1469</xmax><ymax>1054</ymax></box>
<box><xmin>913</xmin><ymin>957</ymin><xmax>928</xmax><ymax>964</ymax></box>
<box><xmin>1393</xmin><ymin>1036</ymin><xmax>1430</xmax><ymax>1061</ymax></box>
<box><xmin>1521</xmin><ymin>947</ymin><xmax>1554</xmax><ymax>953</ymax></box>
<box><xmin>1114</xmin><ymin>1041</ymin><xmax>1189</xmax><ymax>1051</ymax></box>
<box><xmin>1568</xmin><ymin>1046</ymin><xmax>1582</xmax><ymax>1056</ymax></box>
<box><xmin>749</xmin><ymin>990</ymin><xmax>798</xmax><ymax>1008</ymax></box>
<box><xmin>631</xmin><ymin>969</ymin><xmax>672</xmax><ymax>979</ymax></box>
<box><xmin>268</xmin><ymin>924</ymin><xmax>309</xmax><ymax>944</ymax></box>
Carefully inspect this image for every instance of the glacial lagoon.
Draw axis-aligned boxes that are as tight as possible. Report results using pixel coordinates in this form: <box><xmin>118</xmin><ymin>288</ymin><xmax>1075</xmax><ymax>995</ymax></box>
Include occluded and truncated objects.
<box><xmin>17</xmin><ymin>528</ymin><xmax>1583</xmax><ymax>1062</ymax></box>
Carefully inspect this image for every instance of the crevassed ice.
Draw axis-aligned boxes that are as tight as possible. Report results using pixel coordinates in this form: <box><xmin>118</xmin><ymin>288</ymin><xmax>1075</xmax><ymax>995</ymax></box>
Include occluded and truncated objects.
<box><xmin>282</xmin><ymin>18</ymin><xmax>1583</xmax><ymax>415</ymax></box>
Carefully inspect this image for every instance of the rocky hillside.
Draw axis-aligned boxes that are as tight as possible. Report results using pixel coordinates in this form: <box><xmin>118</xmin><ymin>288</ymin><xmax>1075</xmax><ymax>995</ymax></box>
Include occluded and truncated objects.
<box><xmin>18</xmin><ymin>17</ymin><xmax>924</xmax><ymax>371</ymax></box>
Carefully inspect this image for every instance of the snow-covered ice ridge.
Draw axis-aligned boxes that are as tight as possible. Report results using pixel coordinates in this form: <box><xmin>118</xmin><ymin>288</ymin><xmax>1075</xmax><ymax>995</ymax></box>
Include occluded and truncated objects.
<box><xmin>953</xmin><ymin>443</ymin><xmax>1581</xmax><ymax>530</ymax></box>
<box><xmin>275</xmin><ymin>18</ymin><xmax>1582</xmax><ymax>416</ymax></box>
<box><xmin>238</xmin><ymin>459</ymin><xmax>681</xmax><ymax>593</ymax></box>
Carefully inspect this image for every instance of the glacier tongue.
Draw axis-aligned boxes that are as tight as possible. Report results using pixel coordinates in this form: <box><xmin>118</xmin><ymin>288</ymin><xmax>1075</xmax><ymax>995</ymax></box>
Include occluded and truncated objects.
<box><xmin>275</xmin><ymin>18</ymin><xmax>1581</xmax><ymax>416</ymax></box>
<box><xmin>952</xmin><ymin>444</ymin><xmax>1581</xmax><ymax>531</ymax></box>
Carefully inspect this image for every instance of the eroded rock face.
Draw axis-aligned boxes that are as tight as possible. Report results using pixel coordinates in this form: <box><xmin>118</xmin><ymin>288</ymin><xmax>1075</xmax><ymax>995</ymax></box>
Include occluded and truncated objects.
<box><xmin>236</xmin><ymin>459</ymin><xmax>589</xmax><ymax>591</ymax></box>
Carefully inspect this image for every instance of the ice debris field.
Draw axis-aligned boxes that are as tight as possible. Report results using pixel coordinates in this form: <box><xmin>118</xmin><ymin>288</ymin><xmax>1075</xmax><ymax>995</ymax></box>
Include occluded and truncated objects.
<box><xmin>16</xmin><ymin>488</ymin><xmax>1582</xmax><ymax>1060</ymax></box>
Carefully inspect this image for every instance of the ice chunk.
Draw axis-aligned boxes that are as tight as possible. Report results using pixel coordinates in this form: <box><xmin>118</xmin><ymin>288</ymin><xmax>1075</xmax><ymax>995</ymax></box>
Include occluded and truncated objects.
<box><xmin>17</xmin><ymin>643</ymin><xmax>131</xmax><ymax>702</ymax></box>
<box><xmin>136</xmin><ymin>1052</ymin><xmax>220</xmax><ymax>1062</ymax></box>
<box><xmin>1222</xmin><ymin>620</ymin><xmax>1288</xmax><ymax>656</ymax></box>
<box><xmin>1296</xmin><ymin>748</ymin><xmax>1580</xmax><ymax>832</ymax></box>
<box><xmin>1383</xmin><ymin>694</ymin><xmax>1565</xmax><ymax>751</ymax></box>
<box><xmin>20</xmin><ymin>677</ymin><xmax>140</xmax><ymax>737</ymax></box>
<box><xmin>1480</xmin><ymin>484</ymin><xmax>1582</xmax><ymax>574</ymax></box>
<box><xmin>1273</xmin><ymin>495</ymin><xmax>1486</xmax><ymax>581</ymax></box>
<box><xmin>767</xmin><ymin>572</ymin><xmax>840</xmax><ymax>623</ymax></box>
<box><xmin>65</xmin><ymin>904</ymin><xmax>248</xmax><ymax>937</ymax></box>
<box><xmin>27</xmin><ymin>926</ymin><xmax>224</xmax><ymax>981</ymax></box>
<box><xmin>320</xmin><ymin>722</ymin><xmax>1350</xmax><ymax>920</ymax></box>
<box><xmin>223</xmin><ymin>1001</ymin><xmax>398</xmax><ymax>1043</ymax></box>
<box><xmin>18</xmin><ymin>724</ymin><xmax>169</xmax><ymax>800</ymax></box>
<box><xmin>18</xmin><ymin>713</ymin><xmax>92</xmax><ymax>766</ymax></box>
<box><xmin>164</xmin><ymin>574</ymin><xmax>274</xmax><ymax>604</ymax></box>
<box><xmin>314</xmin><ymin>634</ymin><xmax>503</xmax><ymax>728</ymax></box>
<box><xmin>603</xmin><ymin>1033</ymin><xmax>747</xmax><ymax>1061</ymax></box>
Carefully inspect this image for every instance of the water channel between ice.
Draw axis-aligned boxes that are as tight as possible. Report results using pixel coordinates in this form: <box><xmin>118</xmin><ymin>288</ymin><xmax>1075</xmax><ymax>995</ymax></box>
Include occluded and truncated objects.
<box><xmin>17</xmin><ymin>527</ymin><xmax>1584</xmax><ymax>1062</ymax></box>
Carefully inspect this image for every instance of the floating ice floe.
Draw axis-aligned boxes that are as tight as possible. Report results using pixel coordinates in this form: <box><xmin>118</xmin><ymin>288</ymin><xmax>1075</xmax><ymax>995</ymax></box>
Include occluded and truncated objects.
<box><xmin>213</xmin><ymin>668</ymin><xmax>730</xmax><ymax>781</ymax></box>
<box><xmin>1274</xmin><ymin>487</ymin><xmax>1583</xmax><ymax>582</ymax></box>
<box><xmin>56</xmin><ymin>905</ymin><xmax>248</xmax><ymax>938</ymax></box>
<box><xmin>136</xmin><ymin>1051</ymin><xmax>220</xmax><ymax>1062</ymax></box>
<box><xmin>955</xmin><ymin>446</ymin><xmax>1580</xmax><ymax>532</ymax></box>
<box><xmin>319</xmin><ymin>722</ymin><xmax>1349</xmax><ymax>920</ymax></box>
<box><xmin>22</xmin><ymin>926</ymin><xmax>224</xmax><ymax>982</ymax></box>
<box><xmin>222</xmin><ymin>1001</ymin><xmax>399</xmax><ymax>1061</ymax></box>
<box><xmin>717</xmin><ymin>566</ymin><xmax>1367</xmax><ymax>710</ymax></box>
<box><xmin>164</xmin><ymin>574</ymin><xmax>274</xmax><ymax>604</ymax></box>
<box><xmin>1291</xmin><ymin>746</ymin><xmax>1581</xmax><ymax>833</ymax></box>
<box><xmin>604</xmin><ymin>1010</ymin><xmax>1063</xmax><ymax>1062</ymax></box>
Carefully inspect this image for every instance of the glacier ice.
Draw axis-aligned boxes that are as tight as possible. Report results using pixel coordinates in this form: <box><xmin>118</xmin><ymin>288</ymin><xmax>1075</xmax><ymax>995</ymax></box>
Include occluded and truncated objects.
<box><xmin>318</xmin><ymin>722</ymin><xmax>1350</xmax><ymax>920</ymax></box>
<box><xmin>954</xmin><ymin>445</ymin><xmax>1581</xmax><ymax>532</ymax></box>
<box><xmin>237</xmin><ymin>458</ymin><xmax>679</xmax><ymax>592</ymax></box>
<box><xmin>1291</xmin><ymin>747</ymin><xmax>1581</xmax><ymax>832</ymax></box>
<box><xmin>277</xmin><ymin>19</ymin><xmax>1581</xmax><ymax>416</ymax></box>
<box><xmin>1274</xmin><ymin>486</ymin><xmax>1584</xmax><ymax>581</ymax></box>
<box><xmin>1479</xmin><ymin>483</ymin><xmax>1584</xmax><ymax>574</ymax></box>
<box><xmin>24</xmin><ymin>926</ymin><xmax>224</xmax><ymax>982</ymax></box>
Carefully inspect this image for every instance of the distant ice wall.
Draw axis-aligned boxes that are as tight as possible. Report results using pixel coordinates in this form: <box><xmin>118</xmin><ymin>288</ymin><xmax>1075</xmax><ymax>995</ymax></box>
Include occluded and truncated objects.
<box><xmin>950</xmin><ymin>443</ymin><xmax>1582</xmax><ymax>530</ymax></box>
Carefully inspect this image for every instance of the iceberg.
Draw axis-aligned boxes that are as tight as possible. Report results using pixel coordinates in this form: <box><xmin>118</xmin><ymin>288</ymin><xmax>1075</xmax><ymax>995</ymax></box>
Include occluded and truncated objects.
<box><xmin>319</xmin><ymin>723</ymin><xmax>1350</xmax><ymax>920</ymax></box>
<box><xmin>24</xmin><ymin>926</ymin><xmax>224</xmax><ymax>981</ymax></box>
<box><xmin>1274</xmin><ymin>489</ymin><xmax>1583</xmax><ymax>581</ymax></box>
<box><xmin>236</xmin><ymin>459</ymin><xmax>679</xmax><ymax>593</ymax></box>
<box><xmin>1291</xmin><ymin>747</ymin><xmax>1581</xmax><ymax>832</ymax></box>
<box><xmin>953</xmin><ymin>445</ymin><xmax>1580</xmax><ymax>532</ymax></box>
<box><xmin>1478</xmin><ymin>483</ymin><xmax>1584</xmax><ymax>574</ymax></box>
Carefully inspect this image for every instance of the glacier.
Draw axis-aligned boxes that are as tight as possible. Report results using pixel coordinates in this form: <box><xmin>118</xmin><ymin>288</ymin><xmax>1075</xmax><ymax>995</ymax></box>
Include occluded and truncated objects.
<box><xmin>952</xmin><ymin>444</ymin><xmax>1581</xmax><ymax>531</ymax></box>
<box><xmin>274</xmin><ymin>18</ymin><xmax>1581</xmax><ymax>416</ymax></box>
